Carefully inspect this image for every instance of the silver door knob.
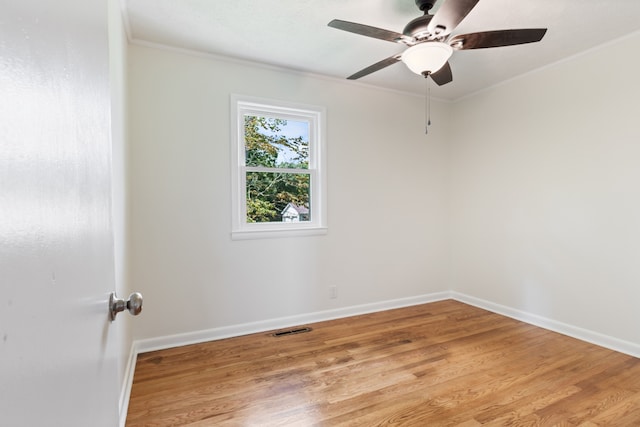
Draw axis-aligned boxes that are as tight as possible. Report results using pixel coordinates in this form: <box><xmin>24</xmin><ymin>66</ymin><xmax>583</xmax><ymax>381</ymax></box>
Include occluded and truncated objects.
<box><xmin>109</xmin><ymin>292</ymin><xmax>143</xmax><ymax>321</ymax></box>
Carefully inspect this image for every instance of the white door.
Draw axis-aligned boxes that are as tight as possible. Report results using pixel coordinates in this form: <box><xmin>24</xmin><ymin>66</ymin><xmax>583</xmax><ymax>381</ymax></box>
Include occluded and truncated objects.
<box><xmin>0</xmin><ymin>0</ymin><xmax>120</xmax><ymax>425</ymax></box>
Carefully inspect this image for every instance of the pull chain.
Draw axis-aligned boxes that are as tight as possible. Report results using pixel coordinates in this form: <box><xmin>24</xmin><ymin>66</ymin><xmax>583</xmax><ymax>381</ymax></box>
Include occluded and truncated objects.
<box><xmin>425</xmin><ymin>74</ymin><xmax>431</xmax><ymax>134</ymax></box>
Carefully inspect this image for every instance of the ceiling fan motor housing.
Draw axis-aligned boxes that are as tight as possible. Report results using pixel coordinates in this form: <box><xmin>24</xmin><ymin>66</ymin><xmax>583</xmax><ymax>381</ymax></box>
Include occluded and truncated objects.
<box><xmin>407</xmin><ymin>1</ymin><xmax>437</xmax><ymax>40</ymax></box>
<box><xmin>403</xmin><ymin>15</ymin><xmax>433</xmax><ymax>39</ymax></box>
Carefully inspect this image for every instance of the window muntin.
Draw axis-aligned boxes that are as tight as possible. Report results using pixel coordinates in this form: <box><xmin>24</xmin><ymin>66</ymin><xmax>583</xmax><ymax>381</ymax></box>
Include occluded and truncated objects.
<box><xmin>231</xmin><ymin>95</ymin><xmax>326</xmax><ymax>239</ymax></box>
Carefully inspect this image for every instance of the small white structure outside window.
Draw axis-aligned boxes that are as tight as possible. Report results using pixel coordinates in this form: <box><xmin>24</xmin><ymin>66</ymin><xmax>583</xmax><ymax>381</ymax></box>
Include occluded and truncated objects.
<box><xmin>281</xmin><ymin>203</ymin><xmax>310</xmax><ymax>222</ymax></box>
<box><xmin>230</xmin><ymin>95</ymin><xmax>327</xmax><ymax>239</ymax></box>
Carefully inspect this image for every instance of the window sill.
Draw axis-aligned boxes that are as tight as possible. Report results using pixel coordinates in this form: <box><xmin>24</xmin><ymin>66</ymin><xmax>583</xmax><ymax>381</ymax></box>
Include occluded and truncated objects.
<box><xmin>231</xmin><ymin>226</ymin><xmax>328</xmax><ymax>240</ymax></box>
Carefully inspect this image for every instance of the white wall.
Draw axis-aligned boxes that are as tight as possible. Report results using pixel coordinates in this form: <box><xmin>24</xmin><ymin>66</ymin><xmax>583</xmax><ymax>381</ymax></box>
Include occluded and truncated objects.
<box><xmin>128</xmin><ymin>45</ymin><xmax>451</xmax><ymax>340</ymax></box>
<box><xmin>449</xmin><ymin>32</ymin><xmax>640</xmax><ymax>345</ymax></box>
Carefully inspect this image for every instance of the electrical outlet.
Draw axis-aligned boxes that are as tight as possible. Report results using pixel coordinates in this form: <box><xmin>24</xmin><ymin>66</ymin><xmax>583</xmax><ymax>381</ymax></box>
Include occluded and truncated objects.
<box><xmin>330</xmin><ymin>285</ymin><xmax>337</xmax><ymax>299</ymax></box>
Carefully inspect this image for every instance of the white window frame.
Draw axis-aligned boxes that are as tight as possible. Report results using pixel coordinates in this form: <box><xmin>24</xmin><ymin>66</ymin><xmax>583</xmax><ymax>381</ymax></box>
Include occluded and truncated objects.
<box><xmin>230</xmin><ymin>94</ymin><xmax>327</xmax><ymax>240</ymax></box>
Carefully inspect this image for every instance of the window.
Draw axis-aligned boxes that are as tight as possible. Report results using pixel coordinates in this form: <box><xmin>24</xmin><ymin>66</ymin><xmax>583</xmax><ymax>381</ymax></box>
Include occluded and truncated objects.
<box><xmin>231</xmin><ymin>95</ymin><xmax>327</xmax><ymax>239</ymax></box>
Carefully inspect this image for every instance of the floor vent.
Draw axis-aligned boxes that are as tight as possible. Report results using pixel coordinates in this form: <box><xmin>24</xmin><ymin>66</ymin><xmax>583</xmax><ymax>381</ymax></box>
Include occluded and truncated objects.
<box><xmin>272</xmin><ymin>327</ymin><xmax>312</xmax><ymax>337</ymax></box>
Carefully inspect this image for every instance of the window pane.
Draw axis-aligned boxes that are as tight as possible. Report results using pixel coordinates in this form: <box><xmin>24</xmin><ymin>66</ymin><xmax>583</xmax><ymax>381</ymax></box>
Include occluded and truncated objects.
<box><xmin>244</xmin><ymin>116</ymin><xmax>309</xmax><ymax>169</ymax></box>
<box><xmin>246</xmin><ymin>172</ymin><xmax>311</xmax><ymax>223</ymax></box>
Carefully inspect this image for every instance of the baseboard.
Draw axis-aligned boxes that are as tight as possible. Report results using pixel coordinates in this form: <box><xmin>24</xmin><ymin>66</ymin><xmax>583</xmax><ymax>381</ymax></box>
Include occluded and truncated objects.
<box><xmin>119</xmin><ymin>341</ymin><xmax>138</xmax><ymax>427</ymax></box>
<box><xmin>451</xmin><ymin>291</ymin><xmax>640</xmax><ymax>358</ymax></box>
<box><xmin>135</xmin><ymin>291</ymin><xmax>452</xmax><ymax>354</ymax></box>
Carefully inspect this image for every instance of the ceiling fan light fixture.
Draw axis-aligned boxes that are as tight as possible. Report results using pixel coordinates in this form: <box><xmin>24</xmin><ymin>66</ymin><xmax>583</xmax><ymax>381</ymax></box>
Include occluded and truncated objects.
<box><xmin>401</xmin><ymin>42</ymin><xmax>453</xmax><ymax>75</ymax></box>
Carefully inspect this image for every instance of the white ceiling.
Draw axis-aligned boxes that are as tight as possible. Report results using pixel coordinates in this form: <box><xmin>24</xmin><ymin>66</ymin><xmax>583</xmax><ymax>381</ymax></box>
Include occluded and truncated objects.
<box><xmin>123</xmin><ymin>0</ymin><xmax>640</xmax><ymax>101</ymax></box>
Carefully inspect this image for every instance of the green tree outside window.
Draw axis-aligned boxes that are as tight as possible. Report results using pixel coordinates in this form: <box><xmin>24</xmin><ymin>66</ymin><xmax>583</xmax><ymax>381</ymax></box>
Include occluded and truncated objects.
<box><xmin>244</xmin><ymin>116</ymin><xmax>310</xmax><ymax>223</ymax></box>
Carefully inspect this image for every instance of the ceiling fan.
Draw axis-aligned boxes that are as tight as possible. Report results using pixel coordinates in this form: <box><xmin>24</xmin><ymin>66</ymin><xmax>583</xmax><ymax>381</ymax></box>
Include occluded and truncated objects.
<box><xmin>328</xmin><ymin>0</ymin><xmax>547</xmax><ymax>86</ymax></box>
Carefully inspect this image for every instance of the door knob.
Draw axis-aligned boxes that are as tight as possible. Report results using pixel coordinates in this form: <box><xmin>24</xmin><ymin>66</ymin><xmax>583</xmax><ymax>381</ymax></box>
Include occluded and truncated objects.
<box><xmin>109</xmin><ymin>292</ymin><xmax>143</xmax><ymax>321</ymax></box>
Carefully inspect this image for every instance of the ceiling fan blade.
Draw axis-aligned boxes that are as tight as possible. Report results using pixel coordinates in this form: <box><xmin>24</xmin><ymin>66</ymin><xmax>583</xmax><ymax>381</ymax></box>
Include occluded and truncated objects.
<box><xmin>450</xmin><ymin>28</ymin><xmax>547</xmax><ymax>50</ymax></box>
<box><xmin>430</xmin><ymin>62</ymin><xmax>453</xmax><ymax>86</ymax></box>
<box><xmin>427</xmin><ymin>0</ymin><xmax>480</xmax><ymax>37</ymax></box>
<box><xmin>328</xmin><ymin>19</ymin><xmax>407</xmax><ymax>43</ymax></box>
<box><xmin>347</xmin><ymin>55</ymin><xmax>402</xmax><ymax>80</ymax></box>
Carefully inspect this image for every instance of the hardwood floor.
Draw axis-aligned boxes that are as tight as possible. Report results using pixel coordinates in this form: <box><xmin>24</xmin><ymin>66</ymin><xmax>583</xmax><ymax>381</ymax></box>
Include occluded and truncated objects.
<box><xmin>126</xmin><ymin>300</ymin><xmax>640</xmax><ymax>426</ymax></box>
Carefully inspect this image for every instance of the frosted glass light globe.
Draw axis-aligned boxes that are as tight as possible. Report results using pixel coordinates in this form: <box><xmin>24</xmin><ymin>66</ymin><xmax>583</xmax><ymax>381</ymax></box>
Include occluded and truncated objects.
<box><xmin>401</xmin><ymin>42</ymin><xmax>453</xmax><ymax>75</ymax></box>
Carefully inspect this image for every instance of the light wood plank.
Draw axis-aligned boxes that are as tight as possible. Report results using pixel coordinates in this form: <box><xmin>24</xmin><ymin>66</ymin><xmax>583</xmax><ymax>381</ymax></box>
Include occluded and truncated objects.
<box><xmin>126</xmin><ymin>300</ymin><xmax>640</xmax><ymax>426</ymax></box>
